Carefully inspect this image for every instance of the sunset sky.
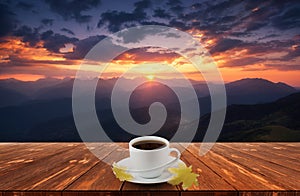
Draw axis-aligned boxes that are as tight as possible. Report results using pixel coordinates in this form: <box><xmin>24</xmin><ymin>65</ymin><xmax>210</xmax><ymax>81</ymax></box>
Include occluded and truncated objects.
<box><xmin>0</xmin><ymin>0</ymin><xmax>300</xmax><ymax>86</ymax></box>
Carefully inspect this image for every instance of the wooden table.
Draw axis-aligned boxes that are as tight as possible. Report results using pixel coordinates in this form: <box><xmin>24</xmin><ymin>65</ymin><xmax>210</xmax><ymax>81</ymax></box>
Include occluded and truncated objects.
<box><xmin>0</xmin><ymin>143</ymin><xmax>299</xmax><ymax>195</ymax></box>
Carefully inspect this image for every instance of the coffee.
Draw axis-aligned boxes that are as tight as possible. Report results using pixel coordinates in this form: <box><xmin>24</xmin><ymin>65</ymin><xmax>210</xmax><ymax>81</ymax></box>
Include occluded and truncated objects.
<box><xmin>132</xmin><ymin>140</ymin><xmax>166</xmax><ymax>150</ymax></box>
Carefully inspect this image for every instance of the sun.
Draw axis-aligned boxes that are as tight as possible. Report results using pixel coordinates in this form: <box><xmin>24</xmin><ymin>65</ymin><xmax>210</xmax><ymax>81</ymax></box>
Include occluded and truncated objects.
<box><xmin>146</xmin><ymin>75</ymin><xmax>155</xmax><ymax>81</ymax></box>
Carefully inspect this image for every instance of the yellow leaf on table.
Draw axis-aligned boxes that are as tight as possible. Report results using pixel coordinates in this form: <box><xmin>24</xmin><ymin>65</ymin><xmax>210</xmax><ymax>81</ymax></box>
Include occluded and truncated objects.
<box><xmin>112</xmin><ymin>162</ymin><xmax>133</xmax><ymax>181</ymax></box>
<box><xmin>168</xmin><ymin>163</ymin><xmax>199</xmax><ymax>190</ymax></box>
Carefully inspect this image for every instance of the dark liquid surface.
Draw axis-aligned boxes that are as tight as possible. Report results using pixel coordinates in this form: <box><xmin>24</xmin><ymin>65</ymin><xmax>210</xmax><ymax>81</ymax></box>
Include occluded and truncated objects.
<box><xmin>132</xmin><ymin>140</ymin><xmax>166</xmax><ymax>150</ymax></box>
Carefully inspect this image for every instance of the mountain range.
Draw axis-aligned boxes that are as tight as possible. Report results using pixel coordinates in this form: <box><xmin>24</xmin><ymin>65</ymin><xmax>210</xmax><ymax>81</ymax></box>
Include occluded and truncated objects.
<box><xmin>0</xmin><ymin>77</ymin><xmax>298</xmax><ymax>141</ymax></box>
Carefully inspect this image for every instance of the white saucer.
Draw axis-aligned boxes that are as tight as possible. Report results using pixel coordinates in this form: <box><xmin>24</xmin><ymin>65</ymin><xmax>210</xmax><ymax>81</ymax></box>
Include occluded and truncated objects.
<box><xmin>116</xmin><ymin>156</ymin><xmax>185</xmax><ymax>184</ymax></box>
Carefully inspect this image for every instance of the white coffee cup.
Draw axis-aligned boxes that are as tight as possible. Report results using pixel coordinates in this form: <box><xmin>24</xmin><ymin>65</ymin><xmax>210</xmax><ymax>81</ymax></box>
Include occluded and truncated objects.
<box><xmin>129</xmin><ymin>136</ymin><xmax>181</xmax><ymax>179</ymax></box>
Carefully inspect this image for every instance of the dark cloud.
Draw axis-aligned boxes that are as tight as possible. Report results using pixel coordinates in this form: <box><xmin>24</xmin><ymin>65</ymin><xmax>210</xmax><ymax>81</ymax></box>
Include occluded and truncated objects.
<box><xmin>65</xmin><ymin>35</ymin><xmax>106</xmax><ymax>59</ymax></box>
<box><xmin>16</xmin><ymin>1</ymin><xmax>34</xmax><ymax>10</ymax></box>
<box><xmin>14</xmin><ymin>26</ymin><xmax>40</xmax><ymax>47</ymax></box>
<box><xmin>169</xmin><ymin>5</ymin><xmax>184</xmax><ymax>14</ymax></box>
<box><xmin>134</xmin><ymin>0</ymin><xmax>151</xmax><ymax>13</ymax></box>
<box><xmin>12</xmin><ymin>25</ymin><xmax>78</xmax><ymax>53</ymax></box>
<box><xmin>98</xmin><ymin>10</ymin><xmax>147</xmax><ymax>32</ymax></box>
<box><xmin>264</xmin><ymin>63</ymin><xmax>300</xmax><ymax>71</ymax></box>
<box><xmin>0</xmin><ymin>54</ymin><xmax>75</xmax><ymax>68</ymax></box>
<box><xmin>61</xmin><ymin>28</ymin><xmax>75</xmax><ymax>36</ymax></box>
<box><xmin>210</xmin><ymin>38</ymin><xmax>243</xmax><ymax>54</ymax></box>
<box><xmin>282</xmin><ymin>45</ymin><xmax>300</xmax><ymax>61</ymax></box>
<box><xmin>41</xmin><ymin>30</ymin><xmax>78</xmax><ymax>53</ymax></box>
<box><xmin>114</xmin><ymin>47</ymin><xmax>179</xmax><ymax>62</ymax></box>
<box><xmin>45</xmin><ymin>0</ymin><xmax>101</xmax><ymax>23</ymax></box>
<box><xmin>272</xmin><ymin>6</ymin><xmax>300</xmax><ymax>30</ymax></box>
<box><xmin>205</xmin><ymin>0</ymin><xmax>241</xmax><ymax>16</ymax></box>
<box><xmin>140</xmin><ymin>21</ymin><xmax>168</xmax><ymax>26</ymax></box>
<box><xmin>169</xmin><ymin>19</ymin><xmax>188</xmax><ymax>31</ymax></box>
<box><xmin>245</xmin><ymin>40</ymin><xmax>294</xmax><ymax>55</ymax></box>
<box><xmin>41</xmin><ymin>18</ymin><xmax>54</xmax><ymax>26</ymax></box>
<box><xmin>223</xmin><ymin>57</ymin><xmax>262</xmax><ymax>67</ymax></box>
<box><xmin>182</xmin><ymin>0</ymin><xmax>295</xmax><ymax>38</ymax></box>
<box><xmin>98</xmin><ymin>0</ymin><xmax>154</xmax><ymax>32</ymax></box>
<box><xmin>0</xmin><ymin>3</ymin><xmax>17</xmax><ymax>37</ymax></box>
<box><xmin>153</xmin><ymin>8</ymin><xmax>171</xmax><ymax>19</ymax></box>
<box><xmin>166</xmin><ymin>0</ymin><xmax>181</xmax><ymax>7</ymax></box>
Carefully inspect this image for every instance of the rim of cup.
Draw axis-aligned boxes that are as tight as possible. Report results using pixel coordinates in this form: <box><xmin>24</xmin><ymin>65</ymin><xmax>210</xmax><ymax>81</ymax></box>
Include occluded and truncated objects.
<box><xmin>129</xmin><ymin>136</ymin><xmax>169</xmax><ymax>152</ymax></box>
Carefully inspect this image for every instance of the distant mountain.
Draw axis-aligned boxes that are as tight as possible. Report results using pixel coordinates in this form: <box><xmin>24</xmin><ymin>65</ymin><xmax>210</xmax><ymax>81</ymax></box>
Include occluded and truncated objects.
<box><xmin>226</xmin><ymin>78</ymin><xmax>297</xmax><ymax>104</ymax></box>
<box><xmin>196</xmin><ymin>92</ymin><xmax>300</xmax><ymax>142</ymax></box>
<box><xmin>1</xmin><ymin>91</ymin><xmax>299</xmax><ymax>142</ymax></box>
<box><xmin>0</xmin><ymin>77</ymin><xmax>299</xmax><ymax>141</ymax></box>
<box><xmin>0</xmin><ymin>87</ymin><xmax>29</xmax><ymax>108</ymax></box>
<box><xmin>0</xmin><ymin>98</ymin><xmax>72</xmax><ymax>141</ymax></box>
<box><xmin>193</xmin><ymin>78</ymin><xmax>298</xmax><ymax>115</ymax></box>
<box><xmin>0</xmin><ymin>78</ymin><xmax>64</xmax><ymax>97</ymax></box>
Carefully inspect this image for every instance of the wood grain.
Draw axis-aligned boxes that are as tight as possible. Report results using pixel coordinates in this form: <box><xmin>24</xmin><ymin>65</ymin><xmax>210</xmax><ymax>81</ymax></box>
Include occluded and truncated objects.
<box><xmin>0</xmin><ymin>143</ymin><xmax>299</xmax><ymax>195</ymax></box>
<box><xmin>62</xmin><ymin>191</ymin><xmax>121</xmax><ymax>196</ymax></box>
<box><xmin>65</xmin><ymin>143</ymin><xmax>127</xmax><ymax>191</ymax></box>
<box><xmin>176</xmin><ymin>143</ymin><xmax>235</xmax><ymax>191</ymax></box>
<box><xmin>220</xmin><ymin>143</ymin><xmax>300</xmax><ymax>172</ymax></box>
<box><xmin>212</xmin><ymin>144</ymin><xmax>300</xmax><ymax>190</ymax></box>
<box><xmin>185</xmin><ymin>144</ymin><xmax>289</xmax><ymax>190</ymax></box>
<box><xmin>3</xmin><ymin>191</ymin><xmax>61</xmax><ymax>196</ymax></box>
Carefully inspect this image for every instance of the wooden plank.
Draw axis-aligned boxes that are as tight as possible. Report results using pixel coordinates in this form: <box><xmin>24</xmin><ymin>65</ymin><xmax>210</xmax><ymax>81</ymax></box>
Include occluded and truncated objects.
<box><xmin>211</xmin><ymin>144</ymin><xmax>300</xmax><ymax>190</ymax></box>
<box><xmin>63</xmin><ymin>191</ymin><xmax>120</xmax><ymax>196</ymax></box>
<box><xmin>247</xmin><ymin>143</ymin><xmax>300</xmax><ymax>161</ymax></box>
<box><xmin>0</xmin><ymin>143</ymin><xmax>299</xmax><ymax>194</ymax></box>
<box><xmin>122</xmin><ymin>192</ymin><xmax>179</xmax><ymax>196</ymax></box>
<box><xmin>0</xmin><ymin>143</ymin><xmax>45</xmax><ymax>154</ymax></box>
<box><xmin>275</xmin><ymin>142</ymin><xmax>300</xmax><ymax>149</ymax></box>
<box><xmin>181</xmin><ymin>192</ymin><xmax>237</xmax><ymax>196</ymax></box>
<box><xmin>0</xmin><ymin>144</ymin><xmax>104</xmax><ymax>191</ymax></box>
<box><xmin>176</xmin><ymin>143</ymin><xmax>235</xmax><ymax>191</ymax></box>
<box><xmin>3</xmin><ymin>191</ymin><xmax>61</xmax><ymax>196</ymax></box>
<box><xmin>0</xmin><ymin>143</ymin><xmax>52</xmax><ymax>163</ymax></box>
<box><xmin>65</xmin><ymin>143</ymin><xmax>128</xmax><ymax>191</ymax></box>
<box><xmin>0</xmin><ymin>143</ymin><xmax>82</xmax><ymax>175</ymax></box>
<box><xmin>220</xmin><ymin>143</ymin><xmax>300</xmax><ymax>172</ymax></box>
<box><xmin>185</xmin><ymin>143</ymin><xmax>286</xmax><ymax>190</ymax></box>
<box><xmin>28</xmin><ymin>143</ymin><xmax>117</xmax><ymax>190</ymax></box>
<box><xmin>238</xmin><ymin>191</ymin><xmax>299</xmax><ymax>196</ymax></box>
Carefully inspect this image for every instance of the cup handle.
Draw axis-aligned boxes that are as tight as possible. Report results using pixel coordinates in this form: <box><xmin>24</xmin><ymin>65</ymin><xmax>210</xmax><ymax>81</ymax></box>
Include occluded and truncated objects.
<box><xmin>169</xmin><ymin>147</ymin><xmax>181</xmax><ymax>162</ymax></box>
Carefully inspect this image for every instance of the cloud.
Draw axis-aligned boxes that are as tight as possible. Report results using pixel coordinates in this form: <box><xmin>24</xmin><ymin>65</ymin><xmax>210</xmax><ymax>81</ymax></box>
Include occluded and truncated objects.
<box><xmin>210</xmin><ymin>38</ymin><xmax>243</xmax><ymax>54</ymax></box>
<box><xmin>166</xmin><ymin>0</ymin><xmax>181</xmax><ymax>6</ymax></box>
<box><xmin>98</xmin><ymin>0</ymin><xmax>154</xmax><ymax>32</ymax></box>
<box><xmin>0</xmin><ymin>36</ymin><xmax>75</xmax><ymax>68</ymax></box>
<box><xmin>282</xmin><ymin>45</ymin><xmax>300</xmax><ymax>60</ymax></box>
<box><xmin>134</xmin><ymin>0</ymin><xmax>151</xmax><ymax>13</ymax></box>
<box><xmin>222</xmin><ymin>57</ymin><xmax>263</xmax><ymax>67</ymax></box>
<box><xmin>41</xmin><ymin>30</ymin><xmax>78</xmax><ymax>53</ymax></box>
<box><xmin>16</xmin><ymin>1</ymin><xmax>34</xmax><ymax>10</ymax></box>
<box><xmin>41</xmin><ymin>18</ymin><xmax>54</xmax><ymax>26</ymax></box>
<box><xmin>13</xmin><ymin>26</ymin><xmax>40</xmax><ymax>47</ymax></box>
<box><xmin>0</xmin><ymin>3</ymin><xmax>17</xmax><ymax>37</ymax></box>
<box><xmin>61</xmin><ymin>28</ymin><xmax>75</xmax><ymax>36</ymax></box>
<box><xmin>272</xmin><ymin>6</ymin><xmax>300</xmax><ymax>30</ymax></box>
<box><xmin>169</xmin><ymin>19</ymin><xmax>188</xmax><ymax>30</ymax></box>
<box><xmin>45</xmin><ymin>0</ymin><xmax>101</xmax><ymax>23</ymax></box>
<box><xmin>153</xmin><ymin>8</ymin><xmax>171</xmax><ymax>19</ymax></box>
<box><xmin>114</xmin><ymin>47</ymin><xmax>179</xmax><ymax>63</ymax></box>
<box><xmin>98</xmin><ymin>10</ymin><xmax>147</xmax><ymax>32</ymax></box>
<box><xmin>65</xmin><ymin>35</ymin><xmax>106</xmax><ymax>59</ymax></box>
<box><xmin>12</xmin><ymin>25</ymin><xmax>78</xmax><ymax>53</ymax></box>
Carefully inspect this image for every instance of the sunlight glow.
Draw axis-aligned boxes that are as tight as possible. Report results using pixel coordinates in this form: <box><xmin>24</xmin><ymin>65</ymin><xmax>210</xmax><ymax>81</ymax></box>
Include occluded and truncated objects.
<box><xmin>146</xmin><ymin>75</ymin><xmax>155</xmax><ymax>80</ymax></box>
